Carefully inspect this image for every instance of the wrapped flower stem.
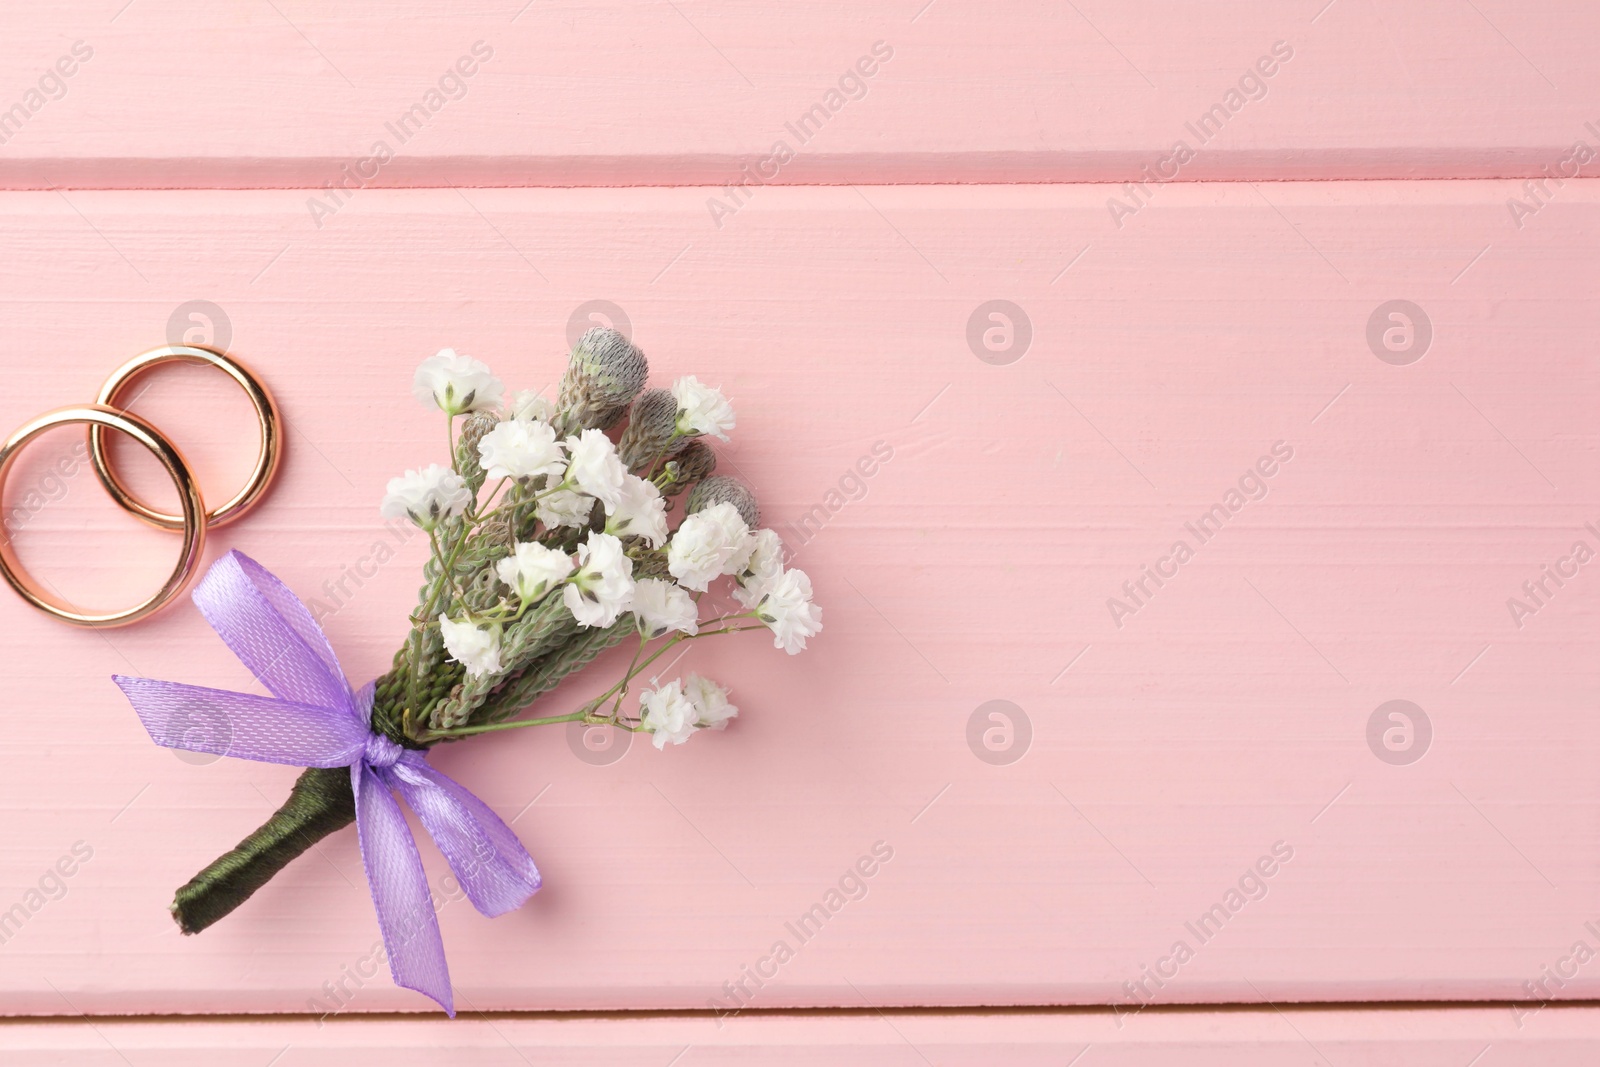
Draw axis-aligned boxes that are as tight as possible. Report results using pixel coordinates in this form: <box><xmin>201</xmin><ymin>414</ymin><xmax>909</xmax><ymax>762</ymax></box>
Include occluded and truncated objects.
<box><xmin>170</xmin><ymin>766</ymin><xmax>356</xmax><ymax>935</ymax></box>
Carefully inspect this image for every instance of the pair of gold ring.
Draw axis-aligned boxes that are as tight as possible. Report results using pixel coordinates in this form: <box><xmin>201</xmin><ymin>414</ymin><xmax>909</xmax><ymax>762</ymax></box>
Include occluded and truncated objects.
<box><xmin>0</xmin><ymin>345</ymin><xmax>280</xmax><ymax>628</ymax></box>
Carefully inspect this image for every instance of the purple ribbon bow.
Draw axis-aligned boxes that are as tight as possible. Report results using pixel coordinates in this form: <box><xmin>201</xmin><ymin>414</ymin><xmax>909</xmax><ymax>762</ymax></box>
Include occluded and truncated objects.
<box><xmin>112</xmin><ymin>549</ymin><xmax>540</xmax><ymax>1016</ymax></box>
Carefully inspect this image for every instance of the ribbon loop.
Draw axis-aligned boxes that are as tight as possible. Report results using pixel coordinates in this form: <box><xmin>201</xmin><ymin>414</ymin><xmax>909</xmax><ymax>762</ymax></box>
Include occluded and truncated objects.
<box><xmin>112</xmin><ymin>550</ymin><xmax>541</xmax><ymax>1016</ymax></box>
<box><xmin>192</xmin><ymin>551</ymin><xmax>355</xmax><ymax>713</ymax></box>
<box><xmin>391</xmin><ymin>758</ymin><xmax>542</xmax><ymax>919</ymax></box>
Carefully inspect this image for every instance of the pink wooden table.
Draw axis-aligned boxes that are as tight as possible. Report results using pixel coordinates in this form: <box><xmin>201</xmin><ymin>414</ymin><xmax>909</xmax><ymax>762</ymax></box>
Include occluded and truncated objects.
<box><xmin>0</xmin><ymin>2</ymin><xmax>1597</xmax><ymax>1061</ymax></box>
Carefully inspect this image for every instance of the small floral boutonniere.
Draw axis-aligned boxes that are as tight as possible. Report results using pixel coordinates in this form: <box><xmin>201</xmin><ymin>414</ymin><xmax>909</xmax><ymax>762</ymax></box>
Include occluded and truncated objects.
<box><xmin>115</xmin><ymin>328</ymin><xmax>820</xmax><ymax>1013</ymax></box>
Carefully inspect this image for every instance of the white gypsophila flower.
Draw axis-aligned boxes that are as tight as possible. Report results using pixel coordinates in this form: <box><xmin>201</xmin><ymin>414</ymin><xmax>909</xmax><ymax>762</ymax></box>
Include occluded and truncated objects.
<box><xmin>667</xmin><ymin>502</ymin><xmax>752</xmax><ymax>592</ymax></box>
<box><xmin>438</xmin><ymin>614</ymin><xmax>503</xmax><ymax>677</ymax></box>
<box><xmin>509</xmin><ymin>389</ymin><xmax>557</xmax><ymax>424</ymax></box>
<box><xmin>684</xmin><ymin>673</ymin><xmax>737</xmax><ymax>730</ymax></box>
<box><xmin>671</xmin><ymin>375</ymin><xmax>736</xmax><ymax>441</ymax></box>
<box><xmin>631</xmin><ymin>578</ymin><xmax>699</xmax><ymax>639</ymax></box>
<box><xmin>564</xmin><ymin>428</ymin><xmax>628</xmax><ymax>508</ymax></box>
<box><xmin>704</xmin><ymin>501</ymin><xmax>757</xmax><ymax>575</ymax></box>
<box><xmin>495</xmin><ymin>541</ymin><xmax>574</xmax><ymax>604</ymax></box>
<box><xmin>477</xmin><ymin>418</ymin><xmax>566</xmax><ymax>481</ymax></box>
<box><xmin>753</xmin><ymin>568</ymin><xmax>823</xmax><ymax>655</ymax></box>
<box><xmin>639</xmin><ymin>678</ymin><xmax>698</xmax><ymax>749</ymax></box>
<box><xmin>734</xmin><ymin>527</ymin><xmax>785</xmax><ymax>608</ymax></box>
<box><xmin>562</xmin><ymin>531</ymin><xmax>635</xmax><ymax>627</ymax></box>
<box><xmin>412</xmin><ymin>348</ymin><xmax>504</xmax><ymax>415</ymax></box>
<box><xmin>380</xmin><ymin>464</ymin><xmax>473</xmax><ymax>530</ymax></box>
<box><xmin>535</xmin><ymin>487</ymin><xmax>596</xmax><ymax>530</ymax></box>
<box><xmin>605</xmin><ymin>474</ymin><xmax>669</xmax><ymax>547</ymax></box>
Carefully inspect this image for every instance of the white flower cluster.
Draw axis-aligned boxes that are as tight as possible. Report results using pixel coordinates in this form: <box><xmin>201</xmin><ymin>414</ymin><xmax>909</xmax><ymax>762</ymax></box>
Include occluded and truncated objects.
<box><xmin>671</xmin><ymin>376</ymin><xmax>737</xmax><ymax>441</ymax></box>
<box><xmin>437</xmin><ymin>614</ymin><xmax>503</xmax><ymax>677</ymax></box>
<box><xmin>668</xmin><ymin>507</ymin><xmax>822</xmax><ymax>655</ymax></box>
<box><xmin>411</xmin><ymin>349</ymin><xmax>503</xmax><ymax>415</ymax></box>
<box><xmin>639</xmin><ymin>674</ymin><xmax>738</xmax><ymax>749</ymax></box>
<box><xmin>379</xmin><ymin>464</ymin><xmax>473</xmax><ymax>530</ymax></box>
<box><xmin>383</xmin><ymin>343</ymin><xmax>821</xmax><ymax>750</ymax></box>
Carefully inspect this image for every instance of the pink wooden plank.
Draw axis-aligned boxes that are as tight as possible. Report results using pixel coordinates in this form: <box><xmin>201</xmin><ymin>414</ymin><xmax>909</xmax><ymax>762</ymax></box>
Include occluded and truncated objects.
<box><xmin>0</xmin><ymin>2</ymin><xmax>1596</xmax><ymax>187</ymax></box>
<box><xmin>0</xmin><ymin>182</ymin><xmax>1594</xmax><ymax>1015</ymax></box>
<box><xmin>4</xmin><ymin>1006</ymin><xmax>1600</xmax><ymax>1065</ymax></box>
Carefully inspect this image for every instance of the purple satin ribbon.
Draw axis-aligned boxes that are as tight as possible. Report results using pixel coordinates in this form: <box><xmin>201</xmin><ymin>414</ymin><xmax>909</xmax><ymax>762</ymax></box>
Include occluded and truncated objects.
<box><xmin>112</xmin><ymin>549</ymin><xmax>540</xmax><ymax>1016</ymax></box>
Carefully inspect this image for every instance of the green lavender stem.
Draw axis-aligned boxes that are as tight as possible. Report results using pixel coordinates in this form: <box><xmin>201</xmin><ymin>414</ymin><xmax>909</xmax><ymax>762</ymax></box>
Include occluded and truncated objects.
<box><xmin>476</xmin><ymin>617</ymin><xmax>633</xmax><ymax>724</ymax></box>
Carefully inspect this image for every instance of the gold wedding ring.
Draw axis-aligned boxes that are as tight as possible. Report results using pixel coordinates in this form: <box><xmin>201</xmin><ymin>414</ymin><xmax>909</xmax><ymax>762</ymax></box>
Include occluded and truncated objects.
<box><xmin>0</xmin><ymin>343</ymin><xmax>281</xmax><ymax>626</ymax></box>
<box><xmin>90</xmin><ymin>345</ymin><xmax>281</xmax><ymax>530</ymax></box>
<box><xmin>0</xmin><ymin>405</ymin><xmax>206</xmax><ymax>627</ymax></box>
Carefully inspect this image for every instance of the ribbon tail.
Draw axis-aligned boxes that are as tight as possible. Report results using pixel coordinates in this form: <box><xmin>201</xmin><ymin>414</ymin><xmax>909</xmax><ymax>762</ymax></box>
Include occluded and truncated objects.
<box><xmin>353</xmin><ymin>762</ymin><xmax>454</xmax><ymax>1016</ymax></box>
<box><xmin>391</xmin><ymin>756</ymin><xmax>541</xmax><ymax>918</ymax></box>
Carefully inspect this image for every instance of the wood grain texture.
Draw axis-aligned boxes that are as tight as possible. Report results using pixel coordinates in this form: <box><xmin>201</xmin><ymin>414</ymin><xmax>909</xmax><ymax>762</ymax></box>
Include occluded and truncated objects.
<box><xmin>5</xmin><ymin>1006</ymin><xmax>1600</xmax><ymax>1064</ymax></box>
<box><xmin>0</xmin><ymin>2</ymin><xmax>1596</xmax><ymax>187</ymax></box>
<box><xmin>0</xmin><ymin>183</ymin><xmax>1594</xmax><ymax>1015</ymax></box>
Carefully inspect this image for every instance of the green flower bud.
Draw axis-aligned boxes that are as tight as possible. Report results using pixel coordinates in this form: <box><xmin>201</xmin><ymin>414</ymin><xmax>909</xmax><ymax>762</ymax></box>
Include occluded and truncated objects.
<box><xmin>557</xmin><ymin>327</ymin><xmax>649</xmax><ymax>431</ymax></box>
<box><xmin>454</xmin><ymin>410</ymin><xmax>501</xmax><ymax>492</ymax></box>
<box><xmin>661</xmin><ymin>440</ymin><xmax>716</xmax><ymax>497</ymax></box>
<box><xmin>618</xmin><ymin>389</ymin><xmax>685</xmax><ymax>471</ymax></box>
<box><xmin>688</xmin><ymin>475</ymin><xmax>759</xmax><ymax>528</ymax></box>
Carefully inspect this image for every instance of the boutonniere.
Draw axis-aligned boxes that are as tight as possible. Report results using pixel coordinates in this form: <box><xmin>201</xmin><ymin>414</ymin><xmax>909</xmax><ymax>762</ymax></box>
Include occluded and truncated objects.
<box><xmin>116</xmin><ymin>329</ymin><xmax>822</xmax><ymax>1014</ymax></box>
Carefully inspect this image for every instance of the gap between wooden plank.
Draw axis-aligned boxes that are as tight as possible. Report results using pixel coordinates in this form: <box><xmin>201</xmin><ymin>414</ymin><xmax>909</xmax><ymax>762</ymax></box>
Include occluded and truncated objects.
<box><xmin>0</xmin><ymin>152</ymin><xmax>1589</xmax><ymax>191</ymax></box>
<box><xmin>3</xmin><ymin>1000</ymin><xmax>1599</xmax><ymax>1025</ymax></box>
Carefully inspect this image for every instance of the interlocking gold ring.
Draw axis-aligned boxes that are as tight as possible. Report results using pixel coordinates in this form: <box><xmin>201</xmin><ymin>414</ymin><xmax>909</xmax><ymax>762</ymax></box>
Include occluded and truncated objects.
<box><xmin>0</xmin><ymin>405</ymin><xmax>206</xmax><ymax>627</ymax></box>
<box><xmin>89</xmin><ymin>345</ymin><xmax>280</xmax><ymax>530</ymax></box>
